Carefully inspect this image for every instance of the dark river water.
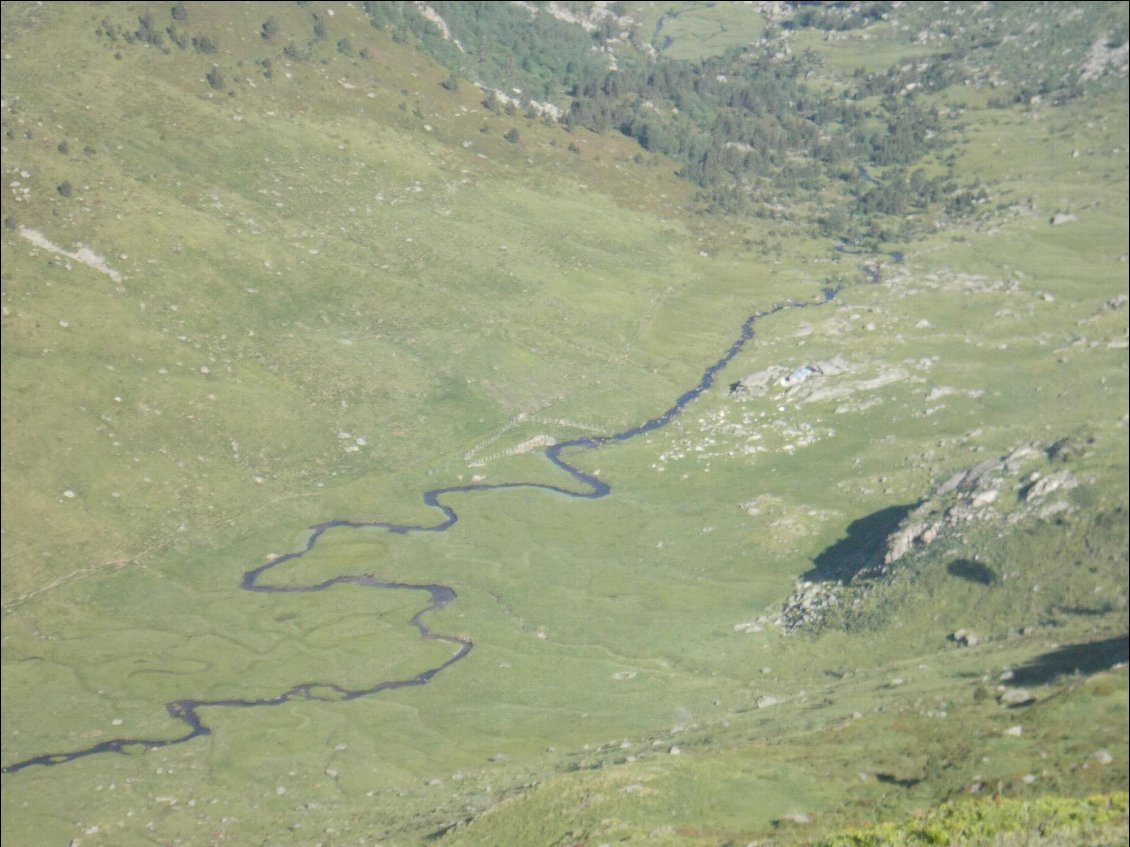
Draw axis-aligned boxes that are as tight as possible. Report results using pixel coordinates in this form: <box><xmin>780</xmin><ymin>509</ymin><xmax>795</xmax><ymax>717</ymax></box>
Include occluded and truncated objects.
<box><xmin>3</xmin><ymin>277</ymin><xmax>862</xmax><ymax>774</ymax></box>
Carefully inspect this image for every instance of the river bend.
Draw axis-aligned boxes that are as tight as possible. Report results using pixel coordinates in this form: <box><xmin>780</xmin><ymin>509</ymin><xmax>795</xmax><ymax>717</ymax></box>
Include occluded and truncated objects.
<box><xmin>2</xmin><ymin>282</ymin><xmax>856</xmax><ymax>774</ymax></box>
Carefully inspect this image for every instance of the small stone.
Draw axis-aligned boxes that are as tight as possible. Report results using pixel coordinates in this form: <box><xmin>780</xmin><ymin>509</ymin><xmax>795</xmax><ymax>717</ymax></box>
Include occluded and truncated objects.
<box><xmin>756</xmin><ymin>695</ymin><xmax>781</xmax><ymax>709</ymax></box>
<box><xmin>275</xmin><ymin>786</ymin><xmax>287</xmax><ymax>796</ymax></box>
<box><xmin>972</xmin><ymin>488</ymin><xmax>999</xmax><ymax>507</ymax></box>
<box><xmin>1004</xmin><ymin>725</ymin><xmax>1024</xmax><ymax>736</ymax></box>
<box><xmin>954</xmin><ymin>629</ymin><xmax>980</xmax><ymax>647</ymax></box>
<box><xmin>1094</xmin><ymin>749</ymin><xmax>1114</xmax><ymax>764</ymax></box>
<box><xmin>1025</xmin><ymin>470</ymin><xmax>1078</xmax><ymax>501</ymax></box>
<box><xmin>999</xmin><ymin>688</ymin><xmax>1035</xmax><ymax>707</ymax></box>
<box><xmin>62</xmin><ymin>489</ymin><xmax>76</xmax><ymax>499</ymax></box>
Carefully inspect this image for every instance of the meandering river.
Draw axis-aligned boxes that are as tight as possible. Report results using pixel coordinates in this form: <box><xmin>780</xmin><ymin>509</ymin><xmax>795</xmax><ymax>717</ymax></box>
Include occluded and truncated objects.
<box><xmin>3</xmin><ymin>281</ymin><xmax>855</xmax><ymax>774</ymax></box>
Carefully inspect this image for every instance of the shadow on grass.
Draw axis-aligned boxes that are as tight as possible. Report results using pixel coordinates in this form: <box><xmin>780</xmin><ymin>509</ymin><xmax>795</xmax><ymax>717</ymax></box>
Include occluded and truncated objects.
<box><xmin>947</xmin><ymin>558</ymin><xmax>996</xmax><ymax>585</ymax></box>
<box><xmin>1006</xmin><ymin>635</ymin><xmax>1129</xmax><ymax>687</ymax></box>
<box><xmin>876</xmin><ymin>772</ymin><xmax>922</xmax><ymax>788</ymax></box>
<box><xmin>802</xmin><ymin>503</ymin><xmax>919</xmax><ymax>584</ymax></box>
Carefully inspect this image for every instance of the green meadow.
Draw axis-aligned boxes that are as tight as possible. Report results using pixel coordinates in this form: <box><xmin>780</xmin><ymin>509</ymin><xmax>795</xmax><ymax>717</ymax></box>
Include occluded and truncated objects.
<box><xmin>2</xmin><ymin>3</ymin><xmax>1126</xmax><ymax>845</ymax></box>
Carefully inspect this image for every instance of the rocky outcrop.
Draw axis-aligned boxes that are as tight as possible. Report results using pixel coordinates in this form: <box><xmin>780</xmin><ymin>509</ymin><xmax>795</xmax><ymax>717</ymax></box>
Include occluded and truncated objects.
<box><xmin>768</xmin><ymin>435</ymin><xmax>1092</xmax><ymax>634</ymax></box>
<box><xmin>883</xmin><ymin>442</ymin><xmax>1085</xmax><ymax>566</ymax></box>
<box><xmin>773</xmin><ymin>581</ymin><xmax>841</xmax><ymax>633</ymax></box>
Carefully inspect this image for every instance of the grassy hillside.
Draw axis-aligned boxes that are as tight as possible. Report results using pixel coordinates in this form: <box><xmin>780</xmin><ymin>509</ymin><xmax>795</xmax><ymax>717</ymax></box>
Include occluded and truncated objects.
<box><xmin>2</xmin><ymin>2</ymin><xmax>1126</xmax><ymax>845</ymax></box>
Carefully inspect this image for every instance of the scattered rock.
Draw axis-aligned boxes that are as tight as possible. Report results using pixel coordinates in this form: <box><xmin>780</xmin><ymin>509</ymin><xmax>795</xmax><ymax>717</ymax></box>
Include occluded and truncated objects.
<box><xmin>756</xmin><ymin>694</ymin><xmax>782</xmax><ymax>709</ymax></box>
<box><xmin>953</xmin><ymin>629</ymin><xmax>980</xmax><ymax>647</ymax></box>
<box><xmin>1003</xmin><ymin>725</ymin><xmax>1024</xmax><ymax>736</ymax></box>
<box><xmin>999</xmin><ymin>688</ymin><xmax>1036</xmax><ymax>707</ymax></box>
<box><xmin>773</xmin><ymin>579</ymin><xmax>840</xmax><ymax>632</ymax></box>
<box><xmin>938</xmin><ymin>469</ymin><xmax>968</xmax><ymax>494</ymax></box>
<box><xmin>733</xmin><ymin>365</ymin><xmax>787</xmax><ymax>397</ymax></box>
<box><xmin>779</xmin><ymin>365</ymin><xmax>816</xmax><ymax>387</ymax></box>
<box><xmin>1049</xmin><ymin>212</ymin><xmax>1078</xmax><ymax>226</ymax></box>
<box><xmin>733</xmin><ymin>621</ymin><xmax>764</xmax><ymax>633</ymax></box>
<box><xmin>1104</xmin><ymin>293</ymin><xmax>1129</xmax><ymax>310</ymax></box>
<box><xmin>774</xmin><ymin>437</ymin><xmax>1093</xmax><ymax>635</ymax></box>
<box><xmin>778</xmin><ymin>812</ymin><xmax>812</xmax><ymax>825</ymax></box>
<box><xmin>1093</xmin><ymin>749</ymin><xmax>1114</xmax><ymax>764</ymax></box>
<box><xmin>812</xmin><ymin>357</ymin><xmax>852</xmax><ymax>376</ymax></box>
<box><xmin>885</xmin><ymin>522</ymin><xmax>934</xmax><ymax>564</ymax></box>
<box><xmin>1081</xmin><ymin>36</ymin><xmax>1129</xmax><ymax>81</ymax></box>
<box><xmin>1024</xmin><ymin>469</ymin><xmax>1078</xmax><ymax>501</ymax></box>
<box><xmin>971</xmin><ymin>488</ymin><xmax>999</xmax><ymax>507</ymax></box>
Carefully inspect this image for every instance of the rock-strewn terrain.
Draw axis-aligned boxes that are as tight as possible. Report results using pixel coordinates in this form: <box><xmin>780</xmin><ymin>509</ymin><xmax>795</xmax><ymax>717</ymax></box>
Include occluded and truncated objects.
<box><xmin>774</xmin><ymin>434</ymin><xmax>1096</xmax><ymax>634</ymax></box>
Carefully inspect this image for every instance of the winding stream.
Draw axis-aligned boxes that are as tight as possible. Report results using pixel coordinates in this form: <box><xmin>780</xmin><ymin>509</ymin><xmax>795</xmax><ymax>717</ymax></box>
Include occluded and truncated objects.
<box><xmin>3</xmin><ymin>285</ymin><xmax>850</xmax><ymax>774</ymax></box>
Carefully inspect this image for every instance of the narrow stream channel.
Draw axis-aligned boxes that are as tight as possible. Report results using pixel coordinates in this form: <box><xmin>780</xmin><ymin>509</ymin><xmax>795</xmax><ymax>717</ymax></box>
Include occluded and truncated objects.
<box><xmin>3</xmin><ymin>278</ymin><xmax>860</xmax><ymax>774</ymax></box>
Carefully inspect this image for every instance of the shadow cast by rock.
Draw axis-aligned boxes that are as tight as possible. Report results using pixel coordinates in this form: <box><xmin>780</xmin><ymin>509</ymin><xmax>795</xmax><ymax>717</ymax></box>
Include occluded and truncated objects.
<box><xmin>876</xmin><ymin>772</ymin><xmax>922</xmax><ymax>788</ymax></box>
<box><xmin>1006</xmin><ymin>635</ymin><xmax>1129</xmax><ymax>687</ymax></box>
<box><xmin>947</xmin><ymin>558</ymin><xmax>996</xmax><ymax>585</ymax></box>
<box><xmin>802</xmin><ymin>503</ymin><xmax>919</xmax><ymax>584</ymax></box>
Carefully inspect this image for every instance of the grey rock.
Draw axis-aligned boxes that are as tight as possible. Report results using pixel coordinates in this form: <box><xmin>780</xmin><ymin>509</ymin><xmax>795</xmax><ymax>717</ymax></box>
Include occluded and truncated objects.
<box><xmin>953</xmin><ymin>628</ymin><xmax>980</xmax><ymax>647</ymax></box>
<box><xmin>1025</xmin><ymin>470</ymin><xmax>1078</xmax><ymax>501</ymax></box>
<box><xmin>999</xmin><ymin>688</ymin><xmax>1035</xmax><ymax>707</ymax></box>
